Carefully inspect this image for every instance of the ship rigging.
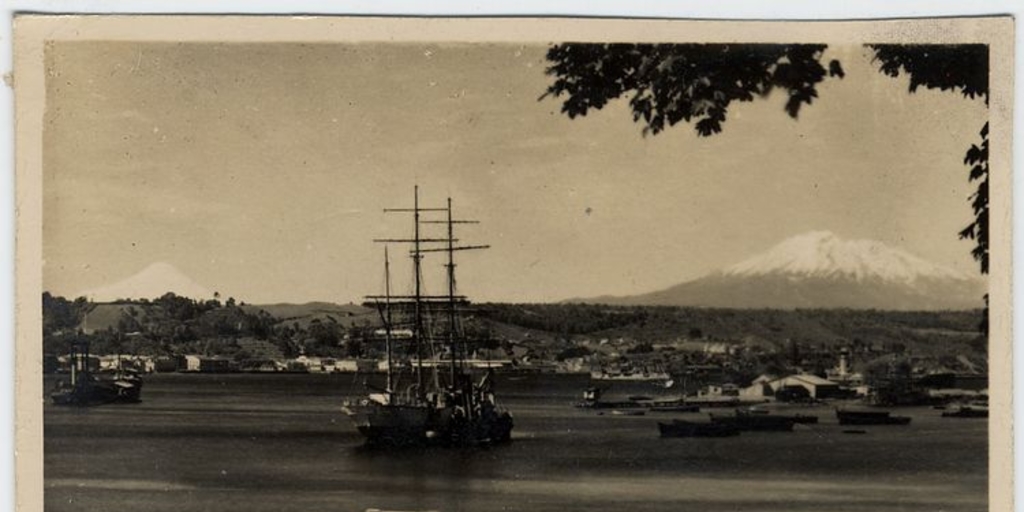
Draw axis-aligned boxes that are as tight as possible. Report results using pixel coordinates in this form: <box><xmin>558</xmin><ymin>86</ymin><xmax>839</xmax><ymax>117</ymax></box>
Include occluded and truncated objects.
<box><xmin>341</xmin><ymin>186</ymin><xmax>513</xmax><ymax>447</ymax></box>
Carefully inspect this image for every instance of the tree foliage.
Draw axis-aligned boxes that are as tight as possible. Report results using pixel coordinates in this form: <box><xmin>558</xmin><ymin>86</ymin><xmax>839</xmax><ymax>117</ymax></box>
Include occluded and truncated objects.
<box><xmin>543</xmin><ymin>44</ymin><xmax>843</xmax><ymax>136</ymax></box>
<box><xmin>42</xmin><ymin>292</ymin><xmax>92</xmax><ymax>333</ymax></box>
<box><xmin>960</xmin><ymin>123</ymin><xmax>989</xmax><ymax>274</ymax></box>
<box><xmin>543</xmin><ymin>43</ymin><xmax>990</xmax><ymax>278</ymax></box>
<box><xmin>867</xmin><ymin>45</ymin><xmax>990</xmax><ymax>335</ymax></box>
<box><xmin>41</xmin><ymin>293</ymin><xmax>338</xmax><ymax>358</ymax></box>
<box><xmin>869</xmin><ymin>45</ymin><xmax>989</xmax><ymax>276</ymax></box>
<box><xmin>478</xmin><ymin>302</ymin><xmax>649</xmax><ymax>335</ymax></box>
<box><xmin>870</xmin><ymin>44</ymin><xmax>988</xmax><ymax>103</ymax></box>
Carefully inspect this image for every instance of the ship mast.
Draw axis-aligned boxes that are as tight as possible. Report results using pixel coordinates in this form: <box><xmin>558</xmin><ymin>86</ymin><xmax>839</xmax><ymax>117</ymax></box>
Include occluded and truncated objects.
<box><xmin>384</xmin><ymin>246</ymin><xmax>394</xmax><ymax>401</ymax></box>
<box><xmin>446</xmin><ymin>198</ymin><xmax>458</xmax><ymax>384</ymax></box>
<box><xmin>423</xmin><ymin>198</ymin><xmax>488</xmax><ymax>386</ymax></box>
<box><xmin>377</xmin><ymin>188</ymin><xmax>487</xmax><ymax>397</ymax></box>
<box><xmin>413</xmin><ymin>187</ymin><xmax>424</xmax><ymax>398</ymax></box>
<box><xmin>378</xmin><ymin>186</ymin><xmax>446</xmax><ymax>401</ymax></box>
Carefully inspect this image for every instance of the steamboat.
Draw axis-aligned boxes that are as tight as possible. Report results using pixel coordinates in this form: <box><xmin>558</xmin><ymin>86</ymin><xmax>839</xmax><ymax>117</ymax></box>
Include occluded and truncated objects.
<box><xmin>51</xmin><ymin>340</ymin><xmax>143</xmax><ymax>406</ymax></box>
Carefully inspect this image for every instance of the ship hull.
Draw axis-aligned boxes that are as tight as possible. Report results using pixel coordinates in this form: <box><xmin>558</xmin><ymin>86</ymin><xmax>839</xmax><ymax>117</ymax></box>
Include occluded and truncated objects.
<box><xmin>590</xmin><ymin>372</ymin><xmax>671</xmax><ymax>382</ymax></box>
<box><xmin>342</xmin><ymin>401</ymin><xmax>514</xmax><ymax>447</ymax></box>
<box><xmin>941</xmin><ymin>407</ymin><xmax>988</xmax><ymax>418</ymax></box>
<box><xmin>835</xmin><ymin>410</ymin><xmax>912</xmax><ymax>426</ymax></box>
<box><xmin>710</xmin><ymin>413</ymin><xmax>796</xmax><ymax>432</ymax></box>
<box><xmin>51</xmin><ymin>375</ymin><xmax>143</xmax><ymax>407</ymax></box>
<box><xmin>341</xmin><ymin>403</ymin><xmax>433</xmax><ymax>446</ymax></box>
<box><xmin>659</xmin><ymin>420</ymin><xmax>740</xmax><ymax>438</ymax></box>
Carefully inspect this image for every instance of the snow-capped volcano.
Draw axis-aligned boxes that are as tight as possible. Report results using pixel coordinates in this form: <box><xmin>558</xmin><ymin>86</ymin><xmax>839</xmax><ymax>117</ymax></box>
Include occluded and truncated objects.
<box><xmin>576</xmin><ymin>231</ymin><xmax>985</xmax><ymax>310</ymax></box>
<box><xmin>723</xmin><ymin>231</ymin><xmax>973</xmax><ymax>283</ymax></box>
<box><xmin>75</xmin><ymin>262</ymin><xmax>216</xmax><ymax>302</ymax></box>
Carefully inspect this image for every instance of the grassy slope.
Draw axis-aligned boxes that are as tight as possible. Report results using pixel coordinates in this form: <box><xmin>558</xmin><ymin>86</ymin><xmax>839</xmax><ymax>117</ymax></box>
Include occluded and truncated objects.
<box><xmin>240</xmin><ymin>302</ymin><xmax>377</xmax><ymax>328</ymax></box>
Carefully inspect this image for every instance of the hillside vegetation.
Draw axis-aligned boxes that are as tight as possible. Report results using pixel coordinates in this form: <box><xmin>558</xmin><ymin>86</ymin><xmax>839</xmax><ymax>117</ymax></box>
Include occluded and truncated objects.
<box><xmin>478</xmin><ymin>303</ymin><xmax>983</xmax><ymax>347</ymax></box>
<box><xmin>43</xmin><ymin>293</ymin><xmax>985</xmax><ymax>372</ymax></box>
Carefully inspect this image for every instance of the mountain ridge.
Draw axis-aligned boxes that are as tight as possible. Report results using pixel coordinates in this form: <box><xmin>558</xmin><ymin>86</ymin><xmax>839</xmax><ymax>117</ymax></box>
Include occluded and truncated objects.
<box><xmin>569</xmin><ymin>231</ymin><xmax>985</xmax><ymax>310</ymax></box>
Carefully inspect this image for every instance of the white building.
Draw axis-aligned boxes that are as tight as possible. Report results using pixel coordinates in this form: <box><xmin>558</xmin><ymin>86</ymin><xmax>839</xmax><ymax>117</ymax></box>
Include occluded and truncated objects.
<box><xmin>182</xmin><ymin>354</ymin><xmax>202</xmax><ymax>372</ymax></box>
<box><xmin>741</xmin><ymin>374</ymin><xmax>842</xmax><ymax>399</ymax></box>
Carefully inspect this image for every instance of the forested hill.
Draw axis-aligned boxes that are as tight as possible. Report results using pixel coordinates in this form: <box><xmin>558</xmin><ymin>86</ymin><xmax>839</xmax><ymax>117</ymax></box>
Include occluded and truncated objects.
<box><xmin>42</xmin><ymin>292</ymin><xmax>985</xmax><ymax>360</ymax></box>
<box><xmin>474</xmin><ymin>303</ymin><xmax>986</xmax><ymax>353</ymax></box>
<box><xmin>42</xmin><ymin>292</ymin><xmax>377</xmax><ymax>359</ymax></box>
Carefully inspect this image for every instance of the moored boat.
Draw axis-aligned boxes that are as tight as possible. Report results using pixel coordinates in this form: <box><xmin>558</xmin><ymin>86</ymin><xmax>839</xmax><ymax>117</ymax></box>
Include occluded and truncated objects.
<box><xmin>659</xmin><ymin>419</ymin><xmax>740</xmax><ymax>438</ymax></box>
<box><xmin>576</xmin><ymin>387</ymin><xmax>697</xmax><ymax>412</ymax></box>
<box><xmin>610</xmin><ymin>409</ymin><xmax>646</xmax><ymax>416</ymax></box>
<box><xmin>835</xmin><ymin>408</ymin><xmax>911</xmax><ymax>425</ymax></box>
<box><xmin>941</xmin><ymin>403</ymin><xmax>988</xmax><ymax>418</ymax></box>
<box><xmin>591</xmin><ymin>367</ymin><xmax>671</xmax><ymax>382</ymax></box>
<box><xmin>791</xmin><ymin>414</ymin><xmax>819</xmax><ymax>424</ymax></box>
<box><xmin>737</xmin><ymin>406</ymin><xmax>817</xmax><ymax>424</ymax></box>
<box><xmin>51</xmin><ymin>341</ymin><xmax>143</xmax><ymax>406</ymax></box>
<box><xmin>710</xmin><ymin>411</ymin><xmax>796</xmax><ymax>432</ymax></box>
<box><xmin>647</xmin><ymin>401</ymin><xmax>701</xmax><ymax>413</ymax></box>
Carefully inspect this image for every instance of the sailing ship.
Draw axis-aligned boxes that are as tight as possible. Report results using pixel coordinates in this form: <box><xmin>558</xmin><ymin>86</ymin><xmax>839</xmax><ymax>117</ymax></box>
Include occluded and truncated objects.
<box><xmin>51</xmin><ymin>340</ymin><xmax>143</xmax><ymax>406</ymax></box>
<box><xmin>341</xmin><ymin>187</ymin><xmax>513</xmax><ymax>447</ymax></box>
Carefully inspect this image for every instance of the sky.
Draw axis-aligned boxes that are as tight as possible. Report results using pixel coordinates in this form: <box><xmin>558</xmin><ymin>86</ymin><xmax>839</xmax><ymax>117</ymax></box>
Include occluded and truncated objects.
<box><xmin>42</xmin><ymin>42</ymin><xmax>989</xmax><ymax>304</ymax></box>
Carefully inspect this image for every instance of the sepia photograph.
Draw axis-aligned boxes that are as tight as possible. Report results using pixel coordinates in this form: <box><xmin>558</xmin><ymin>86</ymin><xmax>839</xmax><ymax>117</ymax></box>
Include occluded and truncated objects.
<box><xmin>13</xmin><ymin>15</ymin><xmax>1013</xmax><ymax>512</ymax></box>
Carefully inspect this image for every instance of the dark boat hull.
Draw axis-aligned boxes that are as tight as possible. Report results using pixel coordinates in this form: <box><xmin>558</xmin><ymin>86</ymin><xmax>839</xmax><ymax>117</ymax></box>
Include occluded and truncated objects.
<box><xmin>342</xmin><ymin>400</ymin><xmax>513</xmax><ymax>447</ymax></box>
<box><xmin>941</xmin><ymin>408</ymin><xmax>988</xmax><ymax>418</ymax></box>
<box><xmin>836</xmin><ymin>410</ymin><xmax>912</xmax><ymax>425</ymax></box>
<box><xmin>710</xmin><ymin>414</ymin><xmax>796</xmax><ymax>432</ymax></box>
<box><xmin>342</xmin><ymin>402</ymin><xmax>433</xmax><ymax>446</ymax></box>
<box><xmin>659</xmin><ymin>420</ymin><xmax>740</xmax><ymax>438</ymax></box>
<box><xmin>648</xmin><ymin>404</ymin><xmax>701</xmax><ymax>413</ymax></box>
<box><xmin>576</xmin><ymin>400</ymin><xmax>644</xmax><ymax>409</ymax></box>
<box><xmin>51</xmin><ymin>377</ymin><xmax>142</xmax><ymax>406</ymax></box>
<box><xmin>578</xmin><ymin>397</ymin><xmax>698</xmax><ymax>413</ymax></box>
<box><xmin>791</xmin><ymin>414</ymin><xmax>819</xmax><ymax>424</ymax></box>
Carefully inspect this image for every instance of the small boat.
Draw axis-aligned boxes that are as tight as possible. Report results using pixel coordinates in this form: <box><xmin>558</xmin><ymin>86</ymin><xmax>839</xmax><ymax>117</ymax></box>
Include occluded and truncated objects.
<box><xmin>575</xmin><ymin>387</ymin><xmax>604</xmax><ymax>408</ymax></box>
<box><xmin>685</xmin><ymin>396</ymin><xmax>748</xmax><ymax>408</ymax></box>
<box><xmin>941</xmin><ymin>403</ymin><xmax>988</xmax><ymax>418</ymax></box>
<box><xmin>791</xmin><ymin>414</ymin><xmax>819</xmax><ymax>424</ymax></box>
<box><xmin>574</xmin><ymin>387</ymin><xmax>648</xmax><ymax>409</ymax></box>
<box><xmin>577</xmin><ymin>400</ymin><xmax>646</xmax><ymax>409</ymax></box>
<box><xmin>842</xmin><ymin>429</ymin><xmax>868</xmax><ymax>435</ymax></box>
<box><xmin>835</xmin><ymin>409</ymin><xmax>911</xmax><ymax>426</ymax></box>
<box><xmin>659</xmin><ymin>420</ymin><xmax>740</xmax><ymax>438</ymax></box>
<box><xmin>647</xmin><ymin>402</ymin><xmax>700</xmax><ymax>413</ymax></box>
<box><xmin>611</xmin><ymin>409</ymin><xmax>646</xmax><ymax>416</ymax></box>
<box><xmin>591</xmin><ymin>366</ymin><xmax>671</xmax><ymax>382</ymax></box>
<box><xmin>51</xmin><ymin>342</ymin><xmax>143</xmax><ymax>406</ymax></box>
<box><xmin>736</xmin><ymin>405</ymin><xmax>817</xmax><ymax>424</ymax></box>
<box><xmin>710</xmin><ymin>411</ymin><xmax>795</xmax><ymax>432</ymax></box>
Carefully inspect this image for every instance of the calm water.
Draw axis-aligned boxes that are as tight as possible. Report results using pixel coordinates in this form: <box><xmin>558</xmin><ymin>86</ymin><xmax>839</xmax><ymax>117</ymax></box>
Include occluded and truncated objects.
<box><xmin>44</xmin><ymin>373</ymin><xmax>987</xmax><ymax>512</ymax></box>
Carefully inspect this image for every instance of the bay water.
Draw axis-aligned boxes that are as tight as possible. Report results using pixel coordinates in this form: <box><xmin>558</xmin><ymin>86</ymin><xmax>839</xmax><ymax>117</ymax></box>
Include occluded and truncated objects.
<box><xmin>44</xmin><ymin>373</ymin><xmax>987</xmax><ymax>512</ymax></box>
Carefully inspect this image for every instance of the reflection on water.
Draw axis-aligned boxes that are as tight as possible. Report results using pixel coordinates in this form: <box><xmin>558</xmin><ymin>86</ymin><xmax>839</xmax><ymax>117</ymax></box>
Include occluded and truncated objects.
<box><xmin>44</xmin><ymin>373</ymin><xmax>987</xmax><ymax>512</ymax></box>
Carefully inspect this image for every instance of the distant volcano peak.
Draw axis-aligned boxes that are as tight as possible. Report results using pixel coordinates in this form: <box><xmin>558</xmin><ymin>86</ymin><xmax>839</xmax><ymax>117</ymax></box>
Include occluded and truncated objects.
<box><xmin>74</xmin><ymin>262</ymin><xmax>216</xmax><ymax>302</ymax></box>
<box><xmin>722</xmin><ymin>231</ymin><xmax>973</xmax><ymax>284</ymax></box>
<box><xmin>572</xmin><ymin>231</ymin><xmax>984</xmax><ymax>310</ymax></box>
